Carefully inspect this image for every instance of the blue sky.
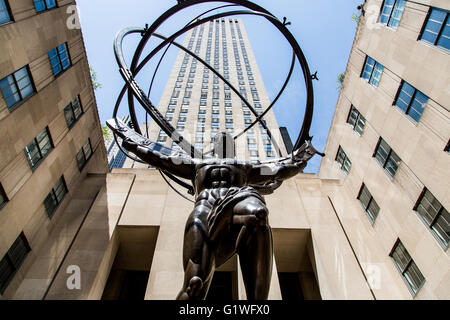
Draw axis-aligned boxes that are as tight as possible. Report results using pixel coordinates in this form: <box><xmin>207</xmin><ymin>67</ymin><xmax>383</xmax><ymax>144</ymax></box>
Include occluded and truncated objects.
<box><xmin>77</xmin><ymin>0</ymin><xmax>361</xmax><ymax>173</ymax></box>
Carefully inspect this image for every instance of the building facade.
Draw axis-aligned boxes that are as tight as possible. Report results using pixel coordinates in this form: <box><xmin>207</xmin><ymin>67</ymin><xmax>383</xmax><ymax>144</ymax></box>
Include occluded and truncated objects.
<box><xmin>0</xmin><ymin>0</ymin><xmax>107</xmax><ymax>299</ymax></box>
<box><xmin>319</xmin><ymin>0</ymin><xmax>449</xmax><ymax>299</ymax></box>
<box><xmin>1</xmin><ymin>0</ymin><xmax>448</xmax><ymax>301</ymax></box>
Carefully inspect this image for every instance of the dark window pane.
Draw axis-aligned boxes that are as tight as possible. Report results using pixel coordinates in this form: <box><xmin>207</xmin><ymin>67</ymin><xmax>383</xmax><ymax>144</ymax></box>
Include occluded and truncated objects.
<box><xmin>404</xmin><ymin>262</ymin><xmax>425</xmax><ymax>294</ymax></box>
<box><xmin>0</xmin><ymin>257</ymin><xmax>14</xmax><ymax>294</ymax></box>
<box><xmin>358</xmin><ymin>185</ymin><xmax>371</xmax><ymax>210</ymax></box>
<box><xmin>431</xmin><ymin>208</ymin><xmax>450</xmax><ymax>247</ymax></box>
<box><xmin>375</xmin><ymin>139</ymin><xmax>389</xmax><ymax>166</ymax></box>
<box><xmin>64</xmin><ymin>104</ymin><xmax>75</xmax><ymax>127</ymax></box>
<box><xmin>391</xmin><ymin>241</ymin><xmax>410</xmax><ymax>271</ymax></box>
<box><xmin>0</xmin><ymin>0</ymin><xmax>11</xmax><ymax>24</ymax></box>
<box><xmin>44</xmin><ymin>192</ymin><xmax>58</xmax><ymax>217</ymax></box>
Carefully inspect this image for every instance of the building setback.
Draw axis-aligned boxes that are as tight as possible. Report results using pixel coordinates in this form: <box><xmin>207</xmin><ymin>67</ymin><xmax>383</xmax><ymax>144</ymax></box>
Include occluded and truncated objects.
<box><xmin>0</xmin><ymin>0</ymin><xmax>448</xmax><ymax>300</ymax></box>
<box><xmin>0</xmin><ymin>0</ymin><xmax>107</xmax><ymax>299</ymax></box>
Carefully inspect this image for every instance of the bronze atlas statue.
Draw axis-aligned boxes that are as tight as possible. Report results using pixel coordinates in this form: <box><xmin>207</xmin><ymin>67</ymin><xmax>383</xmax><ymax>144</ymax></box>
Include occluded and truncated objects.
<box><xmin>107</xmin><ymin>0</ymin><xmax>323</xmax><ymax>300</ymax></box>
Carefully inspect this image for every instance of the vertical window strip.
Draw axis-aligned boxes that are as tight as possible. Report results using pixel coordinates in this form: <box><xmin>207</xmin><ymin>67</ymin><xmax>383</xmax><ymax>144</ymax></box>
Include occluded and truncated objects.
<box><xmin>420</xmin><ymin>8</ymin><xmax>450</xmax><ymax>51</ymax></box>
<box><xmin>390</xmin><ymin>240</ymin><xmax>425</xmax><ymax>295</ymax></box>
<box><xmin>48</xmin><ymin>43</ymin><xmax>71</xmax><ymax>76</ymax></box>
<box><xmin>0</xmin><ymin>66</ymin><xmax>34</xmax><ymax>109</ymax></box>
<box><xmin>347</xmin><ymin>105</ymin><xmax>366</xmax><ymax>135</ymax></box>
<box><xmin>33</xmin><ymin>0</ymin><xmax>57</xmax><ymax>12</ymax></box>
<box><xmin>357</xmin><ymin>184</ymin><xmax>380</xmax><ymax>224</ymax></box>
<box><xmin>0</xmin><ymin>0</ymin><xmax>11</xmax><ymax>24</ymax></box>
<box><xmin>379</xmin><ymin>0</ymin><xmax>406</xmax><ymax>28</ymax></box>
<box><xmin>25</xmin><ymin>127</ymin><xmax>53</xmax><ymax>169</ymax></box>
<box><xmin>335</xmin><ymin>146</ymin><xmax>352</xmax><ymax>174</ymax></box>
<box><xmin>44</xmin><ymin>177</ymin><xmax>67</xmax><ymax>218</ymax></box>
<box><xmin>76</xmin><ymin>139</ymin><xmax>93</xmax><ymax>171</ymax></box>
<box><xmin>0</xmin><ymin>232</ymin><xmax>30</xmax><ymax>294</ymax></box>
<box><xmin>395</xmin><ymin>81</ymin><xmax>428</xmax><ymax>122</ymax></box>
<box><xmin>374</xmin><ymin>138</ymin><xmax>401</xmax><ymax>178</ymax></box>
<box><xmin>361</xmin><ymin>56</ymin><xmax>384</xmax><ymax>87</ymax></box>
<box><xmin>415</xmin><ymin>189</ymin><xmax>450</xmax><ymax>248</ymax></box>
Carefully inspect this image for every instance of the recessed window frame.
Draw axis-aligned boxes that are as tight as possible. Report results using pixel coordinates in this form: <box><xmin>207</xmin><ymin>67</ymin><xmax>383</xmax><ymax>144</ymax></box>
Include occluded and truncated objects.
<box><xmin>335</xmin><ymin>146</ymin><xmax>352</xmax><ymax>175</ymax></box>
<box><xmin>361</xmin><ymin>56</ymin><xmax>384</xmax><ymax>87</ymax></box>
<box><xmin>25</xmin><ymin>127</ymin><xmax>54</xmax><ymax>171</ymax></box>
<box><xmin>0</xmin><ymin>232</ymin><xmax>31</xmax><ymax>295</ymax></box>
<box><xmin>393</xmin><ymin>81</ymin><xmax>429</xmax><ymax>123</ymax></box>
<box><xmin>44</xmin><ymin>176</ymin><xmax>68</xmax><ymax>219</ymax></box>
<box><xmin>389</xmin><ymin>239</ymin><xmax>425</xmax><ymax>297</ymax></box>
<box><xmin>64</xmin><ymin>95</ymin><xmax>83</xmax><ymax>129</ymax></box>
<box><xmin>378</xmin><ymin>0</ymin><xmax>407</xmax><ymax>29</ymax></box>
<box><xmin>0</xmin><ymin>0</ymin><xmax>13</xmax><ymax>26</ymax></box>
<box><xmin>48</xmin><ymin>42</ymin><xmax>72</xmax><ymax>77</ymax></box>
<box><xmin>413</xmin><ymin>188</ymin><xmax>450</xmax><ymax>250</ymax></box>
<box><xmin>418</xmin><ymin>7</ymin><xmax>450</xmax><ymax>52</ymax></box>
<box><xmin>33</xmin><ymin>0</ymin><xmax>57</xmax><ymax>13</ymax></box>
<box><xmin>373</xmin><ymin>137</ymin><xmax>402</xmax><ymax>178</ymax></box>
<box><xmin>357</xmin><ymin>183</ymin><xmax>380</xmax><ymax>224</ymax></box>
<box><xmin>76</xmin><ymin>139</ymin><xmax>93</xmax><ymax>171</ymax></box>
<box><xmin>0</xmin><ymin>182</ymin><xmax>8</xmax><ymax>210</ymax></box>
<box><xmin>0</xmin><ymin>65</ymin><xmax>36</xmax><ymax>111</ymax></box>
<box><xmin>346</xmin><ymin>105</ymin><xmax>366</xmax><ymax>135</ymax></box>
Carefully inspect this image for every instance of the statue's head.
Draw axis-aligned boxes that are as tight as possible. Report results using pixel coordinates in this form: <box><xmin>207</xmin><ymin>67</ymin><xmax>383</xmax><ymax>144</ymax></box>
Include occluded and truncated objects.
<box><xmin>213</xmin><ymin>132</ymin><xmax>235</xmax><ymax>159</ymax></box>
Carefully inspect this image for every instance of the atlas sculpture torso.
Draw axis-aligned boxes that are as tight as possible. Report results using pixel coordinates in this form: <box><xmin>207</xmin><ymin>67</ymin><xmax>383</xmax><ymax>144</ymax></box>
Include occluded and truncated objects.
<box><xmin>117</xmin><ymin>130</ymin><xmax>319</xmax><ymax>300</ymax></box>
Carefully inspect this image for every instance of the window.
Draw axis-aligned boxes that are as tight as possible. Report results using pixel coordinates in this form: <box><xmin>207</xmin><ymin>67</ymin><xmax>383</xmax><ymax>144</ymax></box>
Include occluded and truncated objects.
<box><xmin>374</xmin><ymin>138</ymin><xmax>401</xmax><ymax>178</ymax></box>
<box><xmin>25</xmin><ymin>127</ymin><xmax>53</xmax><ymax>170</ymax></box>
<box><xmin>390</xmin><ymin>240</ymin><xmax>425</xmax><ymax>296</ymax></box>
<box><xmin>361</xmin><ymin>56</ymin><xmax>384</xmax><ymax>87</ymax></box>
<box><xmin>445</xmin><ymin>140</ymin><xmax>450</xmax><ymax>153</ymax></box>
<box><xmin>33</xmin><ymin>0</ymin><xmax>56</xmax><ymax>12</ymax></box>
<box><xmin>0</xmin><ymin>232</ymin><xmax>30</xmax><ymax>294</ymax></box>
<box><xmin>48</xmin><ymin>43</ymin><xmax>71</xmax><ymax>76</ymax></box>
<box><xmin>44</xmin><ymin>176</ymin><xmax>68</xmax><ymax>218</ymax></box>
<box><xmin>64</xmin><ymin>96</ymin><xmax>83</xmax><ymax>128</ymax></box>
<box><xmin>0</xmin><ymin>66</ymin><xmax>35</xmax><ymax>110</ymax></box>
<box><xmin>420</xmin><ymin>8</ymin><xmax>449</xmax><ymax>51</ymax></box>
<box><xmin>76</xmin><ymin>139</ymin><xmax>93</xmax><ymax>171</ymax></box>
<box><xmin>379</xmin><ymin>0</ymin><xmax>406</xmax><ymax>28</ymax></box>
<box><xmin>394</xmin><ymin>81</ymin><xmax>428</xmax><ymax>122</ymax></box>
<box><xmin>414</xmin><ymin>188</ymin><xmax>450</xmax><ymax>249</ymax></box>
<box><xmin>0</xmin><ymin>183</ymin><xmax>7</xmax><ymax>209</ymax></box>
<box><xmin>347</xmin><ymin>105</ymin><xmax>366</xmax><ymax>135</ymax></box>
<box><xmin>0</xmin><ymin>0</ymin><xmax>12</xmax><ymax>24</ymax></box>
<box><xmin>357</xmin><ymin>184</ymin><xmax>380</xmax><ymax>224</ymax></box>
<box><xmin>335</xmin><ymin>146</ymin><xmax>352</xmax><ymax>174</ymax></box>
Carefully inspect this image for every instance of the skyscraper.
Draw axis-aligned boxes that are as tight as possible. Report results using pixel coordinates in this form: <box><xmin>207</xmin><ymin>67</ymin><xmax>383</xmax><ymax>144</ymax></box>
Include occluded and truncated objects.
<box><xmin>0</xmin><ymin>0</ymin><xmax>107</xmax><ymax>299</ymax></box>
<box><xmin>141</xmin><ymin>18</ymin><xmax>287</xmax><ymax>165</ymax></box>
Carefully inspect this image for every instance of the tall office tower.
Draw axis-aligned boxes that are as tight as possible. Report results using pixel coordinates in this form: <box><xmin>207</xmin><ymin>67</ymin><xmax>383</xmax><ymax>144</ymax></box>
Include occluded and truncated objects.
<box><xmin>319</xmin><ymin>0</ymin><xmax>449</xmax><ymax>299</ymax></box>
<box><xmin>142</xmin><ymin>18</ymin><xmax>287</xmax><ymax>164</ymax></box>
<box><xmin>0</xmin><ymin>0</ymin><xmax>107</xmax><ymax>299</ymax></box>
<box><xmin>105</xmin><ymin>116</ymin><xmax>130</xmax><ymax>170</ymax></box>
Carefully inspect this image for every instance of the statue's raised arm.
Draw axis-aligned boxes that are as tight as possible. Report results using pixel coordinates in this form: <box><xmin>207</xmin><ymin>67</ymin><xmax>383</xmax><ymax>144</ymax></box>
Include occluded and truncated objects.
<box><xmin>106</xmin><ymin>118</ymin><xmax>197</xmax><ymax>180</ymax></box>
<box><xmin>247</xmin><ymin>140</ymin><xmax>325</xmax><ymax>193</ymax></box>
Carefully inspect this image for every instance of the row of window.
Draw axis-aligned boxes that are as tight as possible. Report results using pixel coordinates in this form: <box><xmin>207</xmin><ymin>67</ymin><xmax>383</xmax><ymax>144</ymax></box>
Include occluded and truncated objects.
<box><xmin>0</xmin><ymin>0</ymin><xmax>57</xmax><ymax>26</ymax></box>
<box><xmin>361</xmin><ymin>56</ymin><xmax>429</xmax><ymax>123</ymax></box>
<box><xmin>356</xmin><ymin>180</ymin><xmax>448</xmax><ymax>295</ymax></box>
<box><xmin>379</xmin><ymin>1</ymin><xmax>449</xmax><ymax>52</ymax></box>
<box><xmin>0</xmin><ymin>42</ymin><xmax>72</xmax><ymax>112</ymax></box>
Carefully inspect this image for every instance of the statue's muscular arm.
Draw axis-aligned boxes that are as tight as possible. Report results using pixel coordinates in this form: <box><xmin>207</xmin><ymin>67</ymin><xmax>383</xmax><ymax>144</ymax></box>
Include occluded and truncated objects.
<box><xmin>122</xmin><ymin>138</ymin><xmax>197</xmax><ymax>180</ymax></box>
<box><xmin>246</xmin><ymin>160</ymin><xmax>306</xmax><ymax>186</ymax></box>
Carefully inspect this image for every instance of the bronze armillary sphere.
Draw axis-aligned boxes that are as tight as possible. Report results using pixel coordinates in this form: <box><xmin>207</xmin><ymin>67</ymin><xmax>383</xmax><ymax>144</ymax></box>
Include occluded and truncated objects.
<box><xmin>107</xmin><ymin>0</ymin><xmax>324</xmax><ymax>300</ymax></box>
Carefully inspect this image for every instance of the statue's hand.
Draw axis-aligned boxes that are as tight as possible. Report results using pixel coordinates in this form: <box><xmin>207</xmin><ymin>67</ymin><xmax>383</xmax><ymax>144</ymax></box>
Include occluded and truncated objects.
<box><xmin>122</xmin><ymin>138</ymin><xmax>138</xmax><ymax>152</ymax></box>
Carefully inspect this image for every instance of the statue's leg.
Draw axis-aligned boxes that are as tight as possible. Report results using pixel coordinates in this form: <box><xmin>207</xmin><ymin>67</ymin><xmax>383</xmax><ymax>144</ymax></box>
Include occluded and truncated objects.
<box><xmin>233</xmin><ymin>196</ymin><xmax>273</xmax><ymax>300</ymax></box>
<box><xmin>176</xmin><ymin>208</ymin><xmax>215</xmax><ymax>300</ymax></box>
